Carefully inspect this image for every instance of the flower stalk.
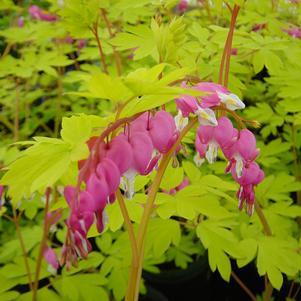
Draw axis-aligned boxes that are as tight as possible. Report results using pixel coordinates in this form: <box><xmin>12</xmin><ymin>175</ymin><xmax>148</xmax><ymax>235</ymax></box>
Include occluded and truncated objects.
<box><xmin>125</xmin><ymin>117</ymin><xmax>198</xmax><ymax>301</ymax></box>
<box><xmin>218</xmin><ymin>5</ymin><xmax>240</xmax><ymax>87</ymax></box>
<box><xmin>32</xmin><ymin>188</ymin><xmax>51</xmax><ymax>301</ymax></box>
<box><xmin>90</xmin><ymin>17</ymin><xmax>108</xmax><ymax>74</ymax></box>
<box><xmin>100</xmin><ymin>8</ymin><xmax>122</xmax><ymax>76</ymax></box>
<box><xmin>13</xmin><ymin>210</ymin><xmax>33</xmax><ymax>291</ymax></box>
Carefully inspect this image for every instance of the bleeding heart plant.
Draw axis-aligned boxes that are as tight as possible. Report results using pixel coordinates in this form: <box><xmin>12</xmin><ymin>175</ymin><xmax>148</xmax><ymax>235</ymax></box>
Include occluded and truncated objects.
<box><xmin>1</xmin><ymin>1</ymin><xmax>301</xmax><ymax>301</ymax></box>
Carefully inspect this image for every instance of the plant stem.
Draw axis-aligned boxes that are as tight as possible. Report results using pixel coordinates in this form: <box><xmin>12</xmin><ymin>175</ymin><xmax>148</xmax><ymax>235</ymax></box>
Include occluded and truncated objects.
<box><xmin>90</xmin><ymin>18</ymin><xmax>108</xmax><ymax>74</ymax></box>
<box><xmin>288</xmin><ymin>281</ymin><xmax>295</xmax><ymax>298</ymax></box>
<box><xmin>217</xmin><ymin>3</ymin><xmax>273</xmax><ymax>301</ymax></box>
<box><xmin>13</xmin><ymin>209</ymin><xmax>33</xmax><ymax>291</ymax></box>
<box><xmin>0</xmin><ymin>42</ymin><xmax>12</xmax><ymax>59</ymax></box>
<box><xmin>218</xmin><ymin>24</ymin><xmax>231</xmax><ymax>84</ymax></box>
<box><xmin>271</xmin><ymin>0</ymin><xmax>278</xmax><ymax>11</ymax></box>
<box><xmin>32</xmin><ymin>189</ymin><xmax>50</xmax><ymax>301</ymax></box>
<box><xmin>292</xmin><ymin>283</ymin><xmax>301</xmax><ymax>300</ymax></box>
<box><xmin>254</xmin><ymin>202</ymin><xmax>272</xmax><ymax>236</ymax></box>
<box><xmin>254</xmin><ymin>202</ymin><xmax>273</xmax><ymax>300</ymax></box>
<box><xmin>223</xmin><ymin>5</ymin><xmax>240</xmax><ymax>88</ymax></box>
<box><xmin>224</xmin><ymin>2</ymin><xmax>233</xmax><ymax>13</ymax></box>
<box><xmin>203</xmin><ymin>0</ymin><xmax>213</xmax><ymax>22</ymax></box>
<box><xmin>111</xmin><ymin>96</ymin><xmax>136</xmax><ymax>138</ymax></box>
<box><xmin>231</xmin><ymin>271</ymin><xmax>257</xmax><ymax>301</ymax></box>
<box><xmin>263</xmin><ymin>281</ymin><xmax>273</xmax><ymax>301</ymax></box>
<box><xmin>116</xmin><ymin>189</ymin><xmax>139</xmax><ymax>267</ymax></box>
<box><xmin>218</xmin><ymin>5</ymin><xmax>240</xmax><ymax>87</ymax></box>
<box><xmin>125</xmin><ymin>118</ymin><xmax>198</xmax><ymax>301</ymax></box>
<box><xmin>100</xmin><ymin>8</ymin><xmax>122</xmax><ymax>76</ymax></box>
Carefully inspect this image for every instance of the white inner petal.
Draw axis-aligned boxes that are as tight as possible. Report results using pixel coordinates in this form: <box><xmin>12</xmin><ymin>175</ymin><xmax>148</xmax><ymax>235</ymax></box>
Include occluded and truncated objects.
<box><xmin>47</xmin><ymin>264</ymin><xmax>57</xmax><ymax>275</ymax></box>
<box><xmin>122</xmin><ymin>169</ymin><xmax>137</xmax><ymax>200</ymax></box>
<box><xmin>102</xmin><ymin>210</ymin><xmax>109</xmax><ymax>228</ymax></box>
<box><xmin>234</xmin><ymin>154</ymin><xmax>244</xmax><ymax>178</ymax></box>
<box><xmin>205</xmin><ymin>141</ymin><xmax>219</xmax><ymax>164</ymax></box>
<box><xmin>238</xmin><ymin>186</ymin><xmax>243</xmax><ymax>202</ymax></box>
<box><xmin>79</xmin><ymin>219</ymin><xmax>87</xmax><ymax>234</ymax></box>
<box><xmin>77</xmin><ymin>231</ymin><xmax>88</xmax><ymax>254</ymax></box>
<box><xmin>196</xmin><ymin>107</ymin><xmax>218</xmax><ymax>126</ymax></box>
<box><xmin>193</xmin><ymin>153</ymin><xmax>205</xmax><ymax>167</ymax></box>
<box><xmin>247</xmin><ymin>204</ymin><xmax>254</xmax><ymax>216</ymax></box>
<box><xmin>217</xmin><ymin>92</ymin><xmax>245</xmax><ymax>111</ymax></box>
<box><xmin>174</xmin><ymin>111</ymin><xmax>189</xmax><ymax>131</ymax></box>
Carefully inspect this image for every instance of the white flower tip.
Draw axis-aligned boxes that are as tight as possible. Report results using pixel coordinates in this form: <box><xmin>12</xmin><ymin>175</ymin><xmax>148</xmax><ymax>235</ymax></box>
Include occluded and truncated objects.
<box><xmin>175</xmin><ymin>111</ymin><xmax>189</xmax><ymax>131</ymax></box>
<box><xmin>47</xmin><ymin>264</ymin><xmax>57</xmax><ymax>275</ymax></box>
<box><xmin>218</xmin><ymin>92</ymin><xmax>245</xmax><ymax>111</ymax></box>
<box><xmin>196</xmin><ymin>108</ymin><xmax>217</xmax><ymax>126</ymax></box>
<box><xmin>235</xmin><ymin>156</ymin><xmax>244</xmax><ymax>178</ymax></box>
<box><xmin>205</xmin><ymin>142</ymin><xmax>218</xmax><ymax>164</ymax></box>
<box><xmin>122</xmin><ymin>172</ymin><xmax>136</xmax><ymax>200</ymax></box>
<box><xmin>247</xmin><ymin>204</ymin><xmax>254</xmax><ymax>216</ymax></box>
<box><xmin>125</xmin><ymin>190</ymin><xmax>135</xmax><ymax>200</ymax></box>
<box><xmin>102</xmin><ymin>210</ymin><xmax>109</xmax><ymax>227</ymax></box>
<box><xmin>193</xmin><ymin>153</ymin><xmax>205</xmax><ymax>167</ymax></box>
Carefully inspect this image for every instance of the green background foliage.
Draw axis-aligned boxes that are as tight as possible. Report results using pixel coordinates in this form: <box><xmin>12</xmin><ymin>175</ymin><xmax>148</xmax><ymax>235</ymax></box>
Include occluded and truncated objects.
<box><xmin>0</xmin><ymin>0</ymin><xmax>301</xmax><ymax>300</ymax></box>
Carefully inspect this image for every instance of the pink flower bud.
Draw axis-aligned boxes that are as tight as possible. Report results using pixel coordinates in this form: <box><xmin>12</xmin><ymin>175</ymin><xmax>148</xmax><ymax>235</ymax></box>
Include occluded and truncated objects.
<box><xmin>232</xmin><ymin>129</ymin><xmax>259</xmax><ymax>162</ymax></box>
<box><xmin>46</xmin><ymin>209</ymin><xmax>62</xmax><ymax>226</ymax></box>
<box><xmin>231</xmin><ymin>162</ymin><xmax>264</xmax><ymax>216</ymax></box>
<box><xmin>44</xmin><ymin>247</ymin><xmax>59</xmax><ymax>273</ymax></box>
<box><xmin>149</xmin><ymin>111</ymin><xmax>177</xmax><ymax>153</ymax></box>
<box><xmin>17</xmin><ymin>17</ymin><xmax>24</xmax><ymax>27</ymax></box>
<box><xmin>129</xmin><ymin>132</ymin><xmax>153</xmax><ymax>175</ymax></box>
<box><xmin>64</xmin><ymin>36</ymin><xmax>74</xmax><ymax>44</ymax></box>
<box><xmin>252</xmin><ymin>23</ymin><xmax>266</xmax><ymax>32</ymax></box>
<box><xmin>78</xmin><ymin>39</ymin><xmax>87</xmax><ymax>49</ymax></box>
<box><xmin>28</xmin><ymin>5</ymin><xmax>57</xmax><ymax>22</ymax></box>
<box><xmin>105</xmin><ymin>134</ymin><xmax>133</xmax><ymax>174</ymax></box>
<box><xmin>176</xmin><ymin>83</ymin><xmax>199</xmax><ymax>117</ymax></box>
<box><xmin>194</xmin><ymin>82</ymin><xmax>229</xmax><ymax>108</ymax></box>
<box><xmin>86</xmin><ymin>175</ymin><xmax>108</xmax><ymax>210</ymax></box>
<box><xmin>178</xmin><ymin>0</ymin><xmax>188</xmax><ymax>12</ymax></box>
<box><xmin>197</xmin><ymin>117</ymin><xmax>236</xmax><ymax>163</ymax></box>
<box><xmin>29</xmin><ymin>5</ymin><xmax>41</xmax><ymax>19</ymax></box>
<box><xmin>39</xmin><ymin>12</ymin><xmax>57</xmax><ymax>22</ymax></box>
<box><xmin>283</xmin><ymin>26</ymin><xmax>301</xmax><ymax>39</ymax></box>
<box><xmin>96</xmin><ymin>158</ymin><xmax>121</xmax><ymax>195</ymax></box>
<box><xmin>231</xmin><ymin>48</ymin><xmax>238</xmax><ymax>55</ymax></box>
<box><xmin>162</xmin><ymin>177</ymin><xmax>189</xmax><ymax>195</ymax></box>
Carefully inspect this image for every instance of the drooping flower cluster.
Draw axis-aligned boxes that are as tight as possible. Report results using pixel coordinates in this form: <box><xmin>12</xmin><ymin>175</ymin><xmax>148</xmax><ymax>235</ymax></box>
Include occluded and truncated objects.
<box><xmin>283</xmin><ymin>26</ymin><xmax>301</xmax><ymax>39</ymax></box>
<box><xmin>19</xmin><ymin>6</ymin><xmax>86</xmax><ymax>50</ymax></box>
<box><xmin>44</xmin><ymin>247</ymin><xmax>59</xmax><ymax>274</ymax></box>
<box><xmin>175</xmin><ymin>82</ymin><xmax>245</xmax><ymax>131</ymax></box>
<box><xmin>61</xmin><ymin>110</ymin><xmax>179</xmax><ymax>266</ymax></box>
<box><xmin>176</xmin><ymin>81</ymin><xmax>264</xmax><ymax>216</ymax></box>
<box><xmin>28</xmin><ymin>5</ymin><xmax>57</xmax><ymax>22</ymax></box>
<box><xmin>178</xmin><ymin>0</ymin><xmax>189</xmax><ymax>12</ymax></box>
<box><xmin>196</xmin><ymin>119</ymin><xmax>263</xmax><ymax>215</ymax></box>
<box><xmin>59</xmin><ymin>81</ymin><xmax>263</xmax><ymax>266</ymax></box>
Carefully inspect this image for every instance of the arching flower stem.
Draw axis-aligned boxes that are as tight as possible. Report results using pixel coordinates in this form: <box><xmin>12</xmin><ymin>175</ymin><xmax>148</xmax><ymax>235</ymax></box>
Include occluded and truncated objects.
<box><xmin>125</xmin><ymin>117</ymin><xmax>198</xmax><ymax>301</ymax></box>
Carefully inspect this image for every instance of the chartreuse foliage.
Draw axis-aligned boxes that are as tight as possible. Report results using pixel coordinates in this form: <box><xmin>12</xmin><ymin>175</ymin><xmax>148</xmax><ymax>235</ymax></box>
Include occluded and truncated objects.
<box><xmin>1</xmin><ymin>114</ymin><xmax>104</xmax><ymax>203</ymax></box>
<box><xmin>0</xmin><ymin>0</ymin><xmax>301</xmax><ymax>300</ymax></box>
